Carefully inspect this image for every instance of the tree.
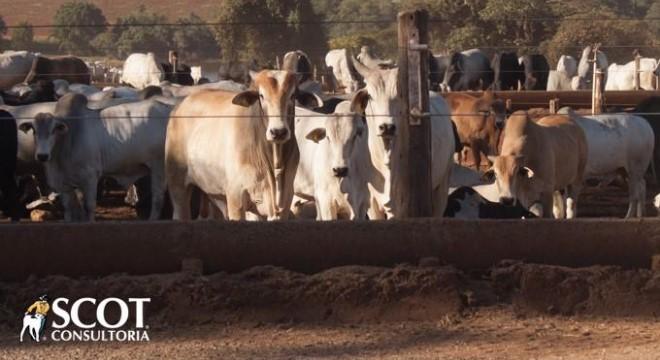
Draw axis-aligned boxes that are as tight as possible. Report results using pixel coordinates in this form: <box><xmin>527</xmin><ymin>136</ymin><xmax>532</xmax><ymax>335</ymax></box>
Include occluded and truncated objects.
<box><xmin>172</xmin><ymin>13</ymin><xmax>219</xmax><ymax>60</ymax></box>
<box><xmin>112</xmin><ymin>6</ymin><xmax>172</xmax><ymax>59</ymax></box>
<box><xmin>214</xmin><ymin>0</ymin><xmax>327</xmax><ymax>66</ymax></box>
<box><xmin>52</xmin><ymin>1</ymin><xmax>106</xmax><ymax>54</ymax></box>
<box><xmin>11</xmin><ymin>22</ymin><xmax>33</xmax><ymax>50</ymax></box>
<box><xmin>479</xmin><ymin>0</ymin><xmax>556</xmax><ymax>52</ymax></box>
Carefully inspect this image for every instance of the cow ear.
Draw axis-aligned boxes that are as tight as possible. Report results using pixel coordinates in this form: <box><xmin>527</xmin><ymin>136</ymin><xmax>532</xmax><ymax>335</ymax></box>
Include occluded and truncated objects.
<box><xmin>18</xmin><ymin>122</ymin><xmax>34</xmax><ymax>134</ymax></box>
<box><xmin>350</xmin><ymin>89</ymin><xmax>369</xmax><ymax>115</ymax></box>
<box><xmin>248</xmin><ymin>70</ymin><xmax>259</xmax><ymax>81</ymax></box>
<box><xmin>296</xmin><ymin>91</ymin><xmax>323</xmax><ymax>109</ymax></box>
<box><xmin>519</xmin><ymin>166</ymin><xmax>535</xmax><ymax>179</ymax></box>
<box><xmin>232</xmin><ymin>91</ymin><xmax>260</xmax><ymax>108</ymax></box>
<box><xmin>482</xmin><ymin>168</ymin><xmax>496</xmax><ymax>183</ymax></box>
<box><xmin>487</xmin><ymin>155</ymin><xmax>498</xmax><ymax>164</ymax></box>
<box><xmin>305</xmin><ymin>128</ymin><xmax>326</xmax><ymax>143</ymax></box>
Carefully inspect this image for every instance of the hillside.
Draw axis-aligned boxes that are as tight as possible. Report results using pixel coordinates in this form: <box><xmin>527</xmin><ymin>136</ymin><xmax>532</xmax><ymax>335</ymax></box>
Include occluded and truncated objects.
<box><xmin>0</xmin><ymin>0</ymin><xmax>219</xmax><ymax>36</ymax></box>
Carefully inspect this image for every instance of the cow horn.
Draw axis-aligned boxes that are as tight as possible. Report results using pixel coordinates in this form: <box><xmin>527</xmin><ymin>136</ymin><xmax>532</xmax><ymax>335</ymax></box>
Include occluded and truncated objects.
<box><xmin>352</xmin><ymin>56</ymin><xmax>372</xmax><ymax>79</ymax></box>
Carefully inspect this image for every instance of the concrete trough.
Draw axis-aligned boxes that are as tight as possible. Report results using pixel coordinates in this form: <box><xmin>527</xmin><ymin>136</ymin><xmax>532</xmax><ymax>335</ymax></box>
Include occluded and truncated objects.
<box><xmin>1</xmin><ymin>219</ymin><xmax>660</xmax><ymax>281</ymax></box>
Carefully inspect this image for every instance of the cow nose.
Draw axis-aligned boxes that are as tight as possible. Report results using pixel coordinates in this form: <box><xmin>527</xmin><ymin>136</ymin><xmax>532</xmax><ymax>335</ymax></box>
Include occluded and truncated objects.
<box><xmin>270</xmin><ymin>128</ymin><xmax>289</xmax><ymax>140</ymax></box>
<box><xmin>36</xmin><ymin>153</ymin><xmax>49</xmax><ymax>162</ymax></box>
<box><xmin>379</xmin><ymin>124</ymin><xmax>396</xmax><ymax>136</ymax></box>
<box><xmin>332</xmin><ymin>167</ymin><xmax>349</xmax><ymax>178</ymax></box>
<box><xmin>500</xmin><ymin>197</ymin><xmax>514</xmax><ymax>206</ymax></box>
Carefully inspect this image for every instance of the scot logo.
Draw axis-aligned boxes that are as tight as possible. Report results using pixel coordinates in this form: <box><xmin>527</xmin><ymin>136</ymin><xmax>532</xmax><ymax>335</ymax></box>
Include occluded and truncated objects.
<box><xmin>20</xmin><ymin>295</ymin><xmax>151</xmax><ymax>342</ymax></box>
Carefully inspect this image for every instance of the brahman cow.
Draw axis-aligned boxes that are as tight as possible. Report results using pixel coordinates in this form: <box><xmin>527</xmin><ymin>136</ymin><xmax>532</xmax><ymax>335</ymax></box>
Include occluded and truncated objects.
<box><xmin>121</xmin><ymin>53</ymin><xmax>164</xmax><ymax>89</ymax></box>
<box><xmin>0</xmin><ymin>51</ymin><xmax>38</xmax><ymax>90</ymax></box>
<box><xmin>444</xmin><ymin>186</ymin><xmax>537</xmax><ymax>219</ymax></box>
<box><xmin>351</xmin><ymin>60</ymin><xmax>455</xmax><ymax>218</ymax></box>
<box><xmin>164</xmin><ymin>70</ymin><xmax>321</xmax><ymax>221</ymax></box>
<box><xmin>485</xmin><ymin>111</ymin><xmax>587</xmax><ymax>218</ymax></box>
<box><xmin>491</xmin><ymin>52</ymin><xmax>524</xmax><ymax>91</ymax></box>
<box><xmin>441</xmin><ymin>49</ymin><xmax>494</xmax><ymax>91</ymax></box>
<box><xmin>572</xmin><ymin>46</ymin><xmax>608</xmax><ymax>90</ymax></box>
<box><xmin>547</xmin><ymin>55</ymin><xmax>578</xmax><ymax>91</ymax></box>
<box><xmin>635</xmin><ymin>96</ymin><xmax>660</xmax><ymax>182</ymax></box>
<box><xmin>325</xmin><ymin>49</ymin><xmax>363</xmax><ymax>94</ymax></box>
<box><xmin>25</xmin><ymin>55</ymin><xmax>90</xmax><ymax>85</ymax></box>
<box><xmin>18</xmin><ymin>94</ymin><xmax>173</xmax><ymax>221</ymax></box>
<box><xmin>444</xmin><ymin>91</ymin><xmax>506</xmax><ymax>170</ymax></box>
<box><xmin>605</xmin><ymin>58</ymin><xmax>658</xmax><ymax>91</ymax></box>
<box><xmin>281</xmin><ymin>50</ymin><xmax>324</xmax><ymax>99</ymax></box>
<box><xmin>294</xmin><ymin>100</ymin><xmax>369</xmax><ymax>220</ymax></box>
<box><xmin>559</xmin><ymin>107</ymin><xmax>654</xmax><ymax>218</ymax></box>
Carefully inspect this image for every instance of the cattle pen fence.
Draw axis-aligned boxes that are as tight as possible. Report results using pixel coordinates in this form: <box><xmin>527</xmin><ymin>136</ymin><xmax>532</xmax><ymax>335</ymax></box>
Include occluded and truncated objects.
<box><xmin>5</xmin><ymin>10</ymin><xmax>660</xmax><ymax>280</ymax></box>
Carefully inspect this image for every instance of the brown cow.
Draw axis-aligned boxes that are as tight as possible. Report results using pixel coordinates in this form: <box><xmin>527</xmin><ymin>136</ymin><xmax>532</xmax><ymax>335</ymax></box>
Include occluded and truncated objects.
<box><xmin>485</xmin><ymin>111</ymin><xmax>587</xmax><ymax>218</ymax></box>
<box><xmin>445</xmin><ymin>91</ymin><xmax>505</xmax><ymax>170</ymax></box>
<box><xmin>24</xmin><ymin>56</ymin><xmax>90</xmax><ymax>85</ymax></box>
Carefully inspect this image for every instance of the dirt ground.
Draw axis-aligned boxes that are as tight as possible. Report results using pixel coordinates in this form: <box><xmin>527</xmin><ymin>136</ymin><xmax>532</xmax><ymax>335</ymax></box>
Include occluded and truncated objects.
<box><xmin>2</xmin><ymin>263</ymin><xmax>660</xmax><ymax>359</ymax></box>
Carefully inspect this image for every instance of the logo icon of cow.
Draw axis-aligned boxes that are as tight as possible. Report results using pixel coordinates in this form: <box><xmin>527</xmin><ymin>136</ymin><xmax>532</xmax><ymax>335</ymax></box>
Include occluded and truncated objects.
<box><xmin>20</xmin><ymin>294</ymin><xmax>50</xmax><ymax>342</ymax></box>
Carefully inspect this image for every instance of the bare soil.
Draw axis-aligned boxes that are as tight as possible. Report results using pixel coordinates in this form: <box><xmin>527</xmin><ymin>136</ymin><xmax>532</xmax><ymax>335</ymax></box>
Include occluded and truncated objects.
<box><xmin>1</xmin><ymin>263</ymin><xmax>660</xmax><ymax>359</ymax></box>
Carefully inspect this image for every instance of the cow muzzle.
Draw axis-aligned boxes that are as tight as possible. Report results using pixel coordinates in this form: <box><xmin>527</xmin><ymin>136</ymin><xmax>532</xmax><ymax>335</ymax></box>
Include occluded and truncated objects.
<box><xmin>36</xmin><ymin>153</ymin><xmax>50</xmax><ymax>162</ymax></box>
<box><xmin>268</xmin><ymin>127</ymin><xmax>290</xmax><ymax>143</ymax></box>
<box><xmin>378</xmin><ymin>124</ymin><xmax>396</xmax><ymax>137</ymax></box>
<box><xmin>499</xmin><ymin>197</ymin><xmax>514</xmax><ymax>206</ymax></box>
<box><xmin>332</xmin><ymin>166</ymin><xmax>349</xmax><ymax>178</ymax></box>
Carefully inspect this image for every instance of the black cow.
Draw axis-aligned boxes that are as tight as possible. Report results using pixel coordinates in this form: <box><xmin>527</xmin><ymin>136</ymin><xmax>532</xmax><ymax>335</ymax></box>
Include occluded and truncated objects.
<box><xmin>491</xmin><ymin>52</ymin><xmax>525</xmax><ymax>91</ymax></box>
<box><xmin>161</xmin><ymin>63</ymin><xmax>194</xmax><ymax>86</ymax></box>
<box><xmin>0</xmin><ymin>80</ymin><xmax>56</xmax><ymax>106</ymax></box>
<box><xmin>0</xmin><ymin>109</ymin><xmax>20</xmax><ymax>221</ymax></box>
<box><xmin>282</xmin><ymin>50</ymin><xmax>313</xmax><ymax>83</ymax></box>
<box><xmin>520</xmin><ymin>55</ymin><xmax>550</xmax><ymax>90</ymax></box>
<box><xmin>442</xmin><ymin>49</ymin><xmax>494</xmax><ymax>91</ymax></box>
<box><xmin>444</xmin><ymin>186</ymin><xmax>537</xmax><ymax>219</ymax></box>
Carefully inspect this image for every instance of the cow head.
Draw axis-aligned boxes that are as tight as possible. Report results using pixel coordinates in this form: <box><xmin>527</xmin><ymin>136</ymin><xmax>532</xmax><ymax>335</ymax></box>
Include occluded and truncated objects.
<box><xmin>19</xmin><ymin>113</ymin><xmax>68</xmax><ymax>162</ymax></box>
<box><xmin>351</xmin><ymin>60</ymin><xmax>401</xmax><ymax>167</ymax></box>
<box><xmin>483</xmin><ymin>154</ymin><xmax>535</xmax><ymax>207</ymax></box>
<box><xmin>305</xmin><ymin>101</ymin><xmax>365</xmax><ymax>179</ymax></box>
<box><xmin>232</xmin><ymin>70</ymin><xmax>321</xmax><ymax>144</ymax></box>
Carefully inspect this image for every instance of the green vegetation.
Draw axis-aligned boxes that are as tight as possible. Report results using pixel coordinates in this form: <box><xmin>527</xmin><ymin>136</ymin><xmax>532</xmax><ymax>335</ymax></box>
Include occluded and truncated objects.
<box><xmin>2</xmin><ymin>0</ymin><xmax>659</xmax><ymax>65</ymax></box>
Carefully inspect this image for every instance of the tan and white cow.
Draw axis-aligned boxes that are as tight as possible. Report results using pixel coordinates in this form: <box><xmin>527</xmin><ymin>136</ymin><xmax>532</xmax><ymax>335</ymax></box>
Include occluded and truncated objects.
<box><xmin>164</xmin><ymin>70</ymin><xmax>320</xmax><ymax>221</ymax></box>
<box><xmin>485</xmin><ymin>111</ymin><xmax>587</xmax><ymax>218</ymax></box>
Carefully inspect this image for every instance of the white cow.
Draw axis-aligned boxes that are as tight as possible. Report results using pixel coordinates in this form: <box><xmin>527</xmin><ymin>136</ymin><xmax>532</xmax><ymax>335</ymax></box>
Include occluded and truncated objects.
<box><xmin>0</xmin><ymin>51</ymin><xmax>37</xmax><ymax>90</ymax></box>
<box><xmin>547</xmin><ymin>55</ymin><xmax>578</xmax><ymax>91</ymax></box>
<box><xmin>18</xmin><ymin>94</ymin><xmax>173</xmax><ymax>221</ymax></box>
<box><xmin>160</xmin><ymin>80</ymin><xmax>246</xmax><ymax>98</ymax></box>
<box><xmin>351</xmin><ymin>61</ymin><xmax>455</xmax><ymax>218</ymax></box>
<box><xmin>325</xmin><ymin>49</ymin><xmax>363</xmax><ymax>94</ymax></box>
<box><xmin>120</xmin><ymin>53</ymin><xmax>164</xmax><ymax>89</ymax></box>
<box><xmin>560</xmin><ymin>108</ymin><xmax>654</xmax><ymax>217</ymax></box>
<box><xmin>605</xmin><ymin>58</ymin><xmax>658</xmax><ymax>90</ymax></box>
<box><xmin>572</xmin><ymin>46</ymin><xmax>608</xmax><ymax>90</ymax></box>
<box><xmin>294</xmin><ymin>101</ymin><xmax>369</xmax><ymax>220</ymax></box>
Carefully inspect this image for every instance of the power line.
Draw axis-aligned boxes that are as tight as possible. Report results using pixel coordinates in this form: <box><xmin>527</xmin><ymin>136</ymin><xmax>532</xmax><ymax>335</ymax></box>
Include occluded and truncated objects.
<box><xmin>8</xmin><ymin>17</ymin><xmax>660</xmax><ymax>29</ymax></box>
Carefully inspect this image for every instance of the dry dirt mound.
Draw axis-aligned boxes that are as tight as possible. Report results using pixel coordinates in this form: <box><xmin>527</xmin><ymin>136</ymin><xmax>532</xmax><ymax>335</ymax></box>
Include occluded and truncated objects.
<box><xmin>1</xmin><ymin>262</ymin><xmax>660</xmax><ymax>332</ymax></box>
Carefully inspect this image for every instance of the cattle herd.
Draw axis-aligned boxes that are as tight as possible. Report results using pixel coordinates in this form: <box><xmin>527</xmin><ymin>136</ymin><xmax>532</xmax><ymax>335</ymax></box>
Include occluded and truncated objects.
<box><xmin>0</xmin><ymin>45</ymin><xmax>659</xmax><ymax>223</ymax></box>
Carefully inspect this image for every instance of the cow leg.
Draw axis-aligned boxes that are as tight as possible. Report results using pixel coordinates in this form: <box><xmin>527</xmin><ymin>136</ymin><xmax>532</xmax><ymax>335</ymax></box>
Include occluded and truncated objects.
<box><xmin>470</xmin><ymin>141</ymin><xmax>483</xmax><ymax>171</ymax></box>
<box><xmin>81</xmin><ymin>177</ymin><xmax>98</xmax><ymax>222</ymax></box>
<box><xmin>638</xmin><ymin>177</ymin><xmax>646</xmax><ymax>217</ymax></box>
<box><xmin>225</xmin><ymin>191</ymin><xmax>245</xmax><ymax>220</ymax></box>
<box><xmin>367</xmin><ymin>197</ymin><xmax>385</xmax><ymax>220</ymax></box>
<box><xmin>148</xmin><ymin>166</ymin><xmax>166</xmax><ymax>221</ymax></box>
<box><xmin>59</xmin><ymin>190</ymin><xmax>80</xmax><ymax>222</ymax></box>
<box><xmin>625</xmin><ymin>175</ymin><xmax>643</xmax><ymax>218</ymax></box>
<box><xmin>315</xmin><ymin>194</ymin><xmax>336</xmax><ymax>221</ymax></box>
<box><xmin>552</xmin><ymin>191</ymin><xmax>566</xmax><ymax>219</ymax></box>
<box><xmin>169</xmin><ymin>184</ymin><xmax>193</xmax><ymax>221</ymax></box>
<box><xmin>566</xmin><ymin>184</ymin><xmax>581</xmax><ymax>219</ymax></box>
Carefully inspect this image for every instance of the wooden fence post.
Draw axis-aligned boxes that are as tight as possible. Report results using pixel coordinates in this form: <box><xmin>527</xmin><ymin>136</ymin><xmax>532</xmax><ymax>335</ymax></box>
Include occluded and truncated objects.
<box><xmin>549</xmin><ymin>98</ymin><xmax>559</xmax><ymax>114</ymax></box>
<box><xmin>398</xmin><ymin>9</ymin><xmax>432</xmax><ymax>218</ymax></box>
<box><xmin>591</xmin><ymin>44</ymin><xmax>604</xmax><ymax>115</ymax></box>
<box><xmin>275</xmin><ymin>56</ymin><xmax>281</xmax><ymax>70</ymax></box>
